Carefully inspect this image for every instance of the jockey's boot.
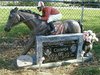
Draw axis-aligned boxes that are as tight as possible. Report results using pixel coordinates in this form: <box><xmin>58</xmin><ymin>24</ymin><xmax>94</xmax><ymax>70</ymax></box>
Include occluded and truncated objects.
<box><xmin>48</xmin><ymin>22</ymin><xmax>55</xmax><ymax>33</ymax></box>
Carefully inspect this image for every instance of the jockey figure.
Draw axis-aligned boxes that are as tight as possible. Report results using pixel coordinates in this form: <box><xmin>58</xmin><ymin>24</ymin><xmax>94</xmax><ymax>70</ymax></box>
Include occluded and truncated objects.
<box><xmin>37</xmin><ymin>1</ymin><xmax>62</xmax><ymax>33</ymax></box>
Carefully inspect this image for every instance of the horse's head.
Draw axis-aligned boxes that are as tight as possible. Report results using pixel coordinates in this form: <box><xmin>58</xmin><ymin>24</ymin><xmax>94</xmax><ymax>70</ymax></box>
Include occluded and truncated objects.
<box><xmin>4</xmin><ymin>7</ymin><xmax>21</xmax><ymax>32</ymax></box>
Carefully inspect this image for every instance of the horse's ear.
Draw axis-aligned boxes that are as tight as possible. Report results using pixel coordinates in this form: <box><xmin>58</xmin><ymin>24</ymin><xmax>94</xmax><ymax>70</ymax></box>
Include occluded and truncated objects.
<box><xmin>14</xmin><ymin>7</ymin><xmax>18</xmax><ymax>11</ymax></box>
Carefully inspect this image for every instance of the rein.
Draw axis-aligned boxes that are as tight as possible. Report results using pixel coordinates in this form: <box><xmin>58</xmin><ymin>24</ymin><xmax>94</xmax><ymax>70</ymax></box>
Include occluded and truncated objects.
<box><xmin>18</xmin><ymin>10</ymin><xmax>40</xmax><ymax>22</ymax></box>
<box><xmin>18</xmin><ymin>11</ymin><xmax>39</xmax><ymax>23</ymax></box>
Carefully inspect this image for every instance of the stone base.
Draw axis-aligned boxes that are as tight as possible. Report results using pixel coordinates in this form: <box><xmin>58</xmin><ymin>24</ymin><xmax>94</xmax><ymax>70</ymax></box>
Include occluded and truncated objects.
<box><xmin>17</xmin><ymin>52</ymin><xmax>93</xmax><ymax>68</ymax></box>
<box><xmin>26</xmin><ymin>54</ymin><xmax>93</xmax><ymax>69</ymax></box>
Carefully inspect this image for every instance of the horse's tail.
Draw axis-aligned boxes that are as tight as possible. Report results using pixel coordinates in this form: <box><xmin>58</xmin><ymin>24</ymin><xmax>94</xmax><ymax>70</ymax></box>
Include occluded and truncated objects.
<box><xmin>77</xmin><ymin>20</ymin><xmax>83</xmax><ymax>33</ymax></box>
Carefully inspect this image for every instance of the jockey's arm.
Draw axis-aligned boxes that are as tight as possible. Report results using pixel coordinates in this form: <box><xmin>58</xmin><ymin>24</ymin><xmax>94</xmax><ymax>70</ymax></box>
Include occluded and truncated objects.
<box><xmin>41</xmin><ymin>8</ymin><xmax>51</xmax><ymax>21</ymax></box>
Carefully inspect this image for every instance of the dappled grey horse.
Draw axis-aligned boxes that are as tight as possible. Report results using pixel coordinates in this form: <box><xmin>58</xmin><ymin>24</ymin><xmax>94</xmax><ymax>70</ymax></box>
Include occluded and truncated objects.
<box><xmin>4</xmin><ymin>7</ymin><xmax>81</xmax><ymax>55</ymax></box>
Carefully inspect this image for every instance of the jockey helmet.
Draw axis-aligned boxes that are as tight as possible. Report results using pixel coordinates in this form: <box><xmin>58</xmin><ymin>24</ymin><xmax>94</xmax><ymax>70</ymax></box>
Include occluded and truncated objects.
<box><xmin>37</xmin><ymin>1</ymin><xmax>44</xmax><ymax>7</ymax></box>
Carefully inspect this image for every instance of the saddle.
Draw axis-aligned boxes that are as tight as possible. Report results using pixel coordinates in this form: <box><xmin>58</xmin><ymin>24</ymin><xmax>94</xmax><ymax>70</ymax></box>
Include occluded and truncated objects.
<box><xmin>50</xmin><ymin>21</ymin><xmax>64</xmax><ymax>35</ymax></box>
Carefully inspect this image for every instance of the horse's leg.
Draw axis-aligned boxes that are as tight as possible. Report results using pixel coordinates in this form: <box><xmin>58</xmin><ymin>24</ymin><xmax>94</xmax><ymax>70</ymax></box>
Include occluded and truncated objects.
<box><xmin>22</xmin><ymin>31</ymin><xmax>36</xmax><ymax>55</ymax></box>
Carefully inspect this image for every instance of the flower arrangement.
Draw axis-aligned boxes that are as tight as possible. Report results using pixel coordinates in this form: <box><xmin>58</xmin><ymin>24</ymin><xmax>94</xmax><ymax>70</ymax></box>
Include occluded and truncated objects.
<box><xmin>82</xmin><ymin>30</ymin><xmax>99</xmax><ymax>57</ymax></box>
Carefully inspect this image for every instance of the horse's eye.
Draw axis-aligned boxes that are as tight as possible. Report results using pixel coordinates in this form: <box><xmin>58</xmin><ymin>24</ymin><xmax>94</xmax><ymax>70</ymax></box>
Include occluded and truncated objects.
<box><xmin>9</xmin><ymin>14</ymin><xmax>13</xmax><ymax>19</ymax></box>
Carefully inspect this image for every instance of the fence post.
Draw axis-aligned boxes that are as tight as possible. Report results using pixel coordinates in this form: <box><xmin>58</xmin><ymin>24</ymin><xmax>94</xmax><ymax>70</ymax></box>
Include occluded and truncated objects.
<box><xmin>80</xmin><ymin>0</ymin><xmax>84</xmax><ymax>32</ymax></box>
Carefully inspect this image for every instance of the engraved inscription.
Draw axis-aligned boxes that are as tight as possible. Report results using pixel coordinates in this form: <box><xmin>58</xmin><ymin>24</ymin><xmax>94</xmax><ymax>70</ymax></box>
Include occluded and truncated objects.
<box><xmin>43</xmin><ymin>41</ymin><xmax>77</xmax><ymax>63</ymax></box>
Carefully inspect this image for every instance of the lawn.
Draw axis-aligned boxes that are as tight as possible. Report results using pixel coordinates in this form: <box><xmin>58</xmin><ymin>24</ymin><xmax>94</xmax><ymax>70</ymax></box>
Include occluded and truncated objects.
<box><xmin>0</xmin><ymin>7</ymin><xmax>100</xmax><ymax>75</ymax></box>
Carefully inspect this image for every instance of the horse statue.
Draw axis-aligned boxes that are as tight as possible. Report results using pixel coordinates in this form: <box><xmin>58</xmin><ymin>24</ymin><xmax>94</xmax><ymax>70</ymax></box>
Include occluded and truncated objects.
<box><xmin>4</xmin><ymin>7</ymin><xmax>82</xmax><ymax>55</ymax></box>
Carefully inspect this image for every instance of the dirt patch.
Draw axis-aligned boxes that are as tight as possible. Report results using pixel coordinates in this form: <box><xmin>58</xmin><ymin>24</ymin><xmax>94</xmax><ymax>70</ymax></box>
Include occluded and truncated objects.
<box><xmin>0</xmin><ymin>33</ymin><xmax>100</xmax><ymax>75</ymax></box>
<box><xmin>0</xmin><ymin>64</ymin><xmax>79</xmax><ymax>75</ymax></box>
<box><xmin>0</xmin><ymin>37</ymin><xmax>78</xmax><ymax>75</ymax></box>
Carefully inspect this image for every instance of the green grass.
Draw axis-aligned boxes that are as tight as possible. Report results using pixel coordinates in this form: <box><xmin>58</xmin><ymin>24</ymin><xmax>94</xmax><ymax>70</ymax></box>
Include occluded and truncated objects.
<box><xmin>83</xmin><ymin>9</ymin><xmax>100</xmax><ymax>32</ymax></box>
<box><xmin>75</xmin><ymin>66</ymin><xmax>100</xmax><ymax>75</ymax></box>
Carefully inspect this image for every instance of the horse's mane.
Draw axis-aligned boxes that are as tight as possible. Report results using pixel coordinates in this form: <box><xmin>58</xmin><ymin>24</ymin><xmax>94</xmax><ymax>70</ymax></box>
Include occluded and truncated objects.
<box><xmin>19</xmin><ymin>9</ymin><xmax>41</xmax><ymax>18</ymax></box>
<box><xmin>10</xmin><ymin>8</ymin><xmax>41</xmax><ymax>19</ymax></box>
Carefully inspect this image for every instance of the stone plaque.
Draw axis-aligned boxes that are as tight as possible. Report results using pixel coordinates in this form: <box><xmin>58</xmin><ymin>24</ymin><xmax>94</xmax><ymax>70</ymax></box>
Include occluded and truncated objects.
<box><xmin>43</xmin><ymin>41</ymin><xmax>78</xmax><ymax>63</ymax></box>
<box><xmin>36</xmin><ymin>33</ymin><xmax>83</xmax><ymax>64</ymax></box>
